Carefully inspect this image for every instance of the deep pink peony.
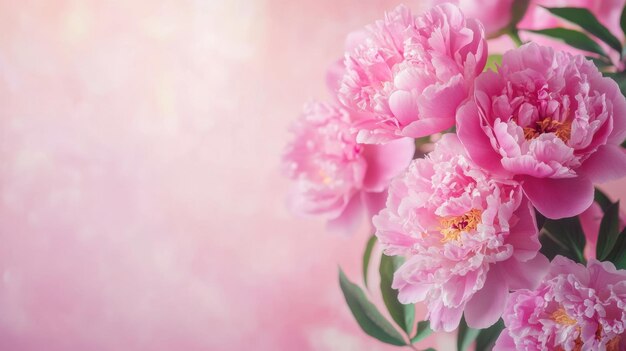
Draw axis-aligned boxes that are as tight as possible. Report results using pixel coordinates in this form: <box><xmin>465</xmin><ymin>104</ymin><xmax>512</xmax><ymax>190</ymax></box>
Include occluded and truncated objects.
<box><xmin>338</xmin><ymin>4</ymin><xmax>487</xmax><ymax>144</ymax></box>
<box><xmin>283</xmin><ymin>101</ymin><xmax>414</xmax><ymax>233</ymax></box>
<box><xmin>373</xmin><ymin>134</ymin><xmax>548</xmax><ymax>332</ymax></box>
<box><xmin>495</xmin><ymin>256</ymin><xmax>626</xmax><ymax>351</ymax></box>
<box><xmin>457</xmin><ymin>43</ymin><xmax>626</xmax><ymax>219</ymax></box>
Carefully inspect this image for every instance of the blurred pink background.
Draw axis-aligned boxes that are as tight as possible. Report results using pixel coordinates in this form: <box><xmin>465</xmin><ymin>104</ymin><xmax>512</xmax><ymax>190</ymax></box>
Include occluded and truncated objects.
<box><xmin>1</xmin><ymin>1</ymin><xmax>625</xmax><ymax>350</ymax></box>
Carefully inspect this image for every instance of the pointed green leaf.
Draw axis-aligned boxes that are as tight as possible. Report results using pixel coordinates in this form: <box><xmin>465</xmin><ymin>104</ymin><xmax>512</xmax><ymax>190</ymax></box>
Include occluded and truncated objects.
<box><xmin>457</xmin><ymin>317</ymin><xmax>480</xmax><ymax>351</ymax></box>
<box><xmin>606</xmin><ymin>227</ymin><xmax>626</xmax><ymax>269</ymax></box>
<box><xmin>543</xmin><ymin>7</ymin><xmax>622</xmax><ymax>53</ymax></box>
<box><xmin>597</xmin><ymin>201</ymin><xmax>621</xmax><ymax>260</ymax></box>
<box><xmin>338</xmin><ymin>268</ymin><xmax>406</xmax><ymax>346</ymax></box>
<box><xmin>527</xmin><ymin>28</ymin><xmax>608</xmax><ymax>58</ymax></box>
<box><xmin>540</xmin><ymin>216</ymin><xmax>586</xmax><ymax>264</ymax></box>
<box><xmin>475</xmin><ymin>319</ymin><xmax>505</xmax><ymax>351</ymax></box>
<box><xmin>380</xmin><ymin>254</ymin><xmax>414</xmax><ymax>334</ymax></box>
<box><xmin>594</xmin><ymin>188</ymin><xmax>613</xmax><ymax>213</ymax></box>
<box><xmin>362</xmin><ymin>235</ymin><xmax>377</xmax><ymax>287</ymax></box>
<box><xmin>410</xmin><ymin>320</ymin><xmax>433</xmax><ymax>344</ymax></box>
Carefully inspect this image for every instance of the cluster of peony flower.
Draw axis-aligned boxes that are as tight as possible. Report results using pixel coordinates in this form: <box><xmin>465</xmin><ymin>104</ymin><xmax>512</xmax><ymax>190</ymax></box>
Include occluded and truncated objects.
<box><xmin>283</xmin><ymin>2</ymin><xmax>626</xmax><ymax>350</ymax></box>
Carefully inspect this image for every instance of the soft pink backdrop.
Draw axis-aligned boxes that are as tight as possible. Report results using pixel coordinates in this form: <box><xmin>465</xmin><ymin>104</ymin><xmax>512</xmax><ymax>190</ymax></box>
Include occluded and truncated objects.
<box><xmin>1</xmin><ymin>1</ymin><xmax>625</xmax><ymax>350</ymax></box>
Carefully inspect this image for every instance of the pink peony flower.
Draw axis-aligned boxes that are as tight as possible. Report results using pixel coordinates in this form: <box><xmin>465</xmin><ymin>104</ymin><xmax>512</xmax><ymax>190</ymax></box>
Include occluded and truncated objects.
<box><xmin>457</xmin><ymin>43</ymin><xmax>626</xmax><ymax>219</ymax></box>
<box><xmin>495</xmin><ymin>256</ymin><xmax>626</xmax><ymax>351</ymax></box>
<box><xmin>338</xmin><ymin>4</ymin><xmax>487</xmax><ymax>144</ymax></box>
<box><xmin>429</xmin><ymin>0</ymin><xmax>516</xmax><ymax>38</ymax></box>
<box><xmin>283</xmin><ymin>101</ymin><xmax>414</xmax><ymax>233</ymax></box>
<box><xmin>373</xmin><ymin>134</ymin><xmax>548</xmax><ymax>332</ymax></box>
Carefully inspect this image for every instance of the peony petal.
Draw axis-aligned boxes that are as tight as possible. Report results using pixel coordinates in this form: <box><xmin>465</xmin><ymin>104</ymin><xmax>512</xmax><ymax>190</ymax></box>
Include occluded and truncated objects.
<box><xmin>362</xmin><ymin>190</ymin><xmax>387</xmax><ymax>218</ymax></box>
<box><xmin>400</xmin><ymin>117</ymin><xmax>455</xmax><ymax>138</ymax></box>
<box><xmin>577</xmin><ymin>144</ymin><xmax>626</xmax><ymax>183</ymax></box>
<box><xmin>464</xmin><ymin>267</ymin><xmax>508</xmax><ymax>329</ymax></box>
<box><xmin>389</xmin><ymin>90</ymin><xmax>420</xmax><ymax>126</ymax></box>
<box><xmin>361</xmin><ymin>137</ymin><xmax>415</xmax><ymax>192</ymax></box>
<box><xmin>457</xmin><ymin>102</ymin><xmax>509</xmax><ymax>176</ymax></box>
<box><xmin>493</xmin><ymin>329</ymin><xmax>516</xmax><ymax>351</ymax></box>
<box><xmin>326</xmin><ymin>193</ymin><xmax>364</xmax><ymax>234</ymax></box>
<box><xmin>507</xmin><ymin>196</ymin><xmax>541</xmax><ymax>261</ymax></box>
<box><xmin>503</xmin><ymin>254</ymin><xmax>550</xmax><ymax>290</ymax></box>
<box><xmin>522</xmin><ymin>176</ymin><xmax>594</xmax><ymax>219</ymax></box>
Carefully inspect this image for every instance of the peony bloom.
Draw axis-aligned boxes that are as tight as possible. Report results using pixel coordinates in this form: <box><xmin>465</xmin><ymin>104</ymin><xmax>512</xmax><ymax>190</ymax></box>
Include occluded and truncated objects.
<box><xmin>283</xmin><ymin>101</ymin><xmax>414</xmax><ymax>233</ymax></box>
<box><xmin>457</xmin><ymin>43</ymin><xmax>626</xmax><ymax>219</ymax></box>
<box><xmin>429</xmin><ymin>0</ymin><xmax>517</xmax><ymax>38</ymax></box>
<box><xmin>373</xmin><ymin>134</ymin><xmax>548</xmax><ymax>332</ymax></box>
<box><xmin>495</xmin><ymin>256</ymin><xmax>626</xmax><ymax>351</ymax></box>
<box><xmin>338</xmin><ymin>4</ymin><xmax>486</xmax><ymax>144</ymax></box>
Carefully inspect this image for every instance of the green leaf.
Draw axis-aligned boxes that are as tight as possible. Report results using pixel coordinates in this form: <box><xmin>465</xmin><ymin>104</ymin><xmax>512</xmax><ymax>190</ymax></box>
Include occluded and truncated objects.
<box><xmin>362</xmin><ymin>235</ymin><xmax>377</xmax><ymax>287</ymax></box>
<box><xmin>594</xmin><ymin>188</ymin><xmax>613</xmax><ymax>213</ymax></box>
<box><xmin>475</xmin><ymin>319</ymin><xmax>505</xmax><ymax>351</ymax></box>
<box><xmin>622</xmin><ymin>139</ymin><xmax>626</xmax><ymax>148</ymax></box>
<box><xmin>484</xmin><ymin>54</ymin><xmax>503</xmax><ymax>72</ymax></box>
<box><xmin>606</xmin><ymin>227</ymin><xmax>626</xmax><ymax>269</ymax></box>
<box><xmin>540</xmin><ymin>216</ymin><xmax>587</xmax><ymax>264</ymax></box>
<box><xmin>422</xmin><ymin>349</ymin><xmax>436</xmax><ymax>351</ymax></box>
<box><xmin>526</xmin><ymin>28</ymin><xmax>609</xmax><ymax>58</ymax></box>
<box><xmin>457</xmin><ymin>316</ymin><xmax>480</xmax><ymax>351</ymax></box>
<box><xmin>543</xmin><ymin>7</ymin><xmax>622</xmax><ymax>53</ymax></box>
<box><xmin>410</xmin><ymin>320</ymin><xmax>433</xmax><ymax>344</ymax></box>
<box><xmin>380</xmin><ymin>254</ymin><xmax>415</xmax><ymax>334</ymax></box>
<box><xmin>338</xmin><ymin>268</ymin><xmax>406</xmax><ymax>346</ymax></box>
<box><xmin>596</xmin><ymin>201</ymin><xmax>621</xmax><ymax>260</ymax></box>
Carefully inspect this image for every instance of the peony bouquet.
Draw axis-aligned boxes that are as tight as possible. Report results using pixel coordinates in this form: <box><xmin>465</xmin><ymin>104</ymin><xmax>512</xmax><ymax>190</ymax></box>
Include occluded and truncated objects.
<box><xmin>283</xmin><ymin>1</ymin><xmax>626</xmax><ymax>350</ymax></box>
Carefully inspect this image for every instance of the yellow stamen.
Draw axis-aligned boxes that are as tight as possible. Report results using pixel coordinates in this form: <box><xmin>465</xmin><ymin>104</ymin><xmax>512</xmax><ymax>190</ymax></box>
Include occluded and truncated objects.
<box><xmin>439</xmin><ymin>209</ymin><xmax>481</xmax><ymax>243</ymax></box>
<box><xmin>552</xmin><ymin>308</ymin><xmax>576</xmax><ymax>326</ymax></box>
<box><xmin>523</xmin><ymin>117</ymin><xmax>572</xmax><ymax>142</ymax></box>
<box><xmin>318</xmin><ymin>170</ymin><xmax>332</xmax><ymax>185</ymax></box>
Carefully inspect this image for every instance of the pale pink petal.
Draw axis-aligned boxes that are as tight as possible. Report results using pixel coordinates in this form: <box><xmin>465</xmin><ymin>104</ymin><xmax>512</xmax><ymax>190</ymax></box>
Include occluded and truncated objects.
<box><xmin>464</xmin><ymin>266</ymin><xmax>508</xmax><ymax>329</ymax></box>
<box><xmin>507</xmin><ymin>197</ymin><xmax>541</xmax><ymax>261</ymax></box>
<box><xmin>326</xmin><ymin>193</ymin><xmax>364</xmax><ymax>233</ymax></box>
<box><xmin>400</xmin><ymin>117</ymin><xmax>456</xmax><ymax>138</ymax></box>
<box><xmin>493</xmin><ymin>330</ymin><xmax>516</xmax><ymax>351</ymax></box>
<box><xmin>503</xmin><ymin>254</ymin><xmax>550</xmax><ymax>290</ymax></box>
<box><xmin>522</xmin><ymin>176</ymin><xmax>594</xmax><ymax>219</ymax></box>
<box><xmin>362</xmin><ymin>190</ymin><xmax>387</xmax><ymax>218</ymax></box>
<box><xmin>389</xmin><ymin>90</ymin><xmax>419</xmax><ymax>126</ymax></box>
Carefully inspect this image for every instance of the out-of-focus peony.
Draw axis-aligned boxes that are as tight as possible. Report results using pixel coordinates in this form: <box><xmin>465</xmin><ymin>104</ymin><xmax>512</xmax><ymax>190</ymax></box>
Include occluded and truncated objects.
<box><xmin>373</xmin><ymin>134</ymin><xmax>548</xmax><ymax>332</ymax></box>
<box><xmin>457</xmin><ymin>43</ymin><xmax>626</xmax><ymax>219</ymax></box>
<box><xmin>283</xmin><ymin>101</ymin><xmax>414</xmax><ymax>233</ymax></box>
<box><xmin>579</xmin><ymin>201</ymin><xmax>626</xmax><ymax>259</ymax></box>
<box><xmin>429</xmin><ymin>0</ymin><xmax>517</xmax><ymax>38</ymax></box>
<box><xmin>495</xmin><ymin>256</ymin><xmax>626</xmax><ymax>351</ymax></box>
<box><xmin>338</xmin><ymin>4</ymin><xmax>487</xmax><ymax>144</ymax></box>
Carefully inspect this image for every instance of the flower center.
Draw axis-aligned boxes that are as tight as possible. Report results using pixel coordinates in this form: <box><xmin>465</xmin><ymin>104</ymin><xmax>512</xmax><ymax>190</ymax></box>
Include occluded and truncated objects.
<box><xmin>523</xmin><ymin>117</ymin><xmax>572</xmax><ymax>142</ymax></box>
<box><xmin>439</xmin><ymin>209</ymin><xmax>481</xmax><ymax>243</ymax></box>
<box><xmin>552</xmin><ymin>308</ymin><xmax>576</xmax><ymax>326</ymax></box>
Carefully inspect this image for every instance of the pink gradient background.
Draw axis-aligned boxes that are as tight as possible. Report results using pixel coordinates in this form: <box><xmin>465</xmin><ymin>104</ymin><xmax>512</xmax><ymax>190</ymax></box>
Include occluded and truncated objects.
<box><xmin>1</xmin><ymin>1</ymin><xmax>625</xmax><ymax>350</ymax></box>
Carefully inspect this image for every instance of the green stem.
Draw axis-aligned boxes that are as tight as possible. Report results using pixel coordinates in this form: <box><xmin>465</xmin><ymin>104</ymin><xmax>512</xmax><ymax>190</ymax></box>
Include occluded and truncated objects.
<box><xmin>508</xmin><ymin>29</ymin><xmax>523</xmax><ymax>47</ymax></box>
